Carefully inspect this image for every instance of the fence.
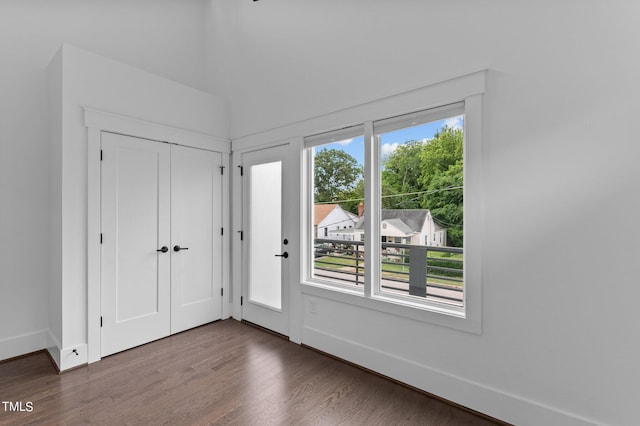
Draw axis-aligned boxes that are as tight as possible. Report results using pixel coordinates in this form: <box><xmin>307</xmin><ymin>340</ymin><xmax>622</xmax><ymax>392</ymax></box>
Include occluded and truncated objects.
<box><xmin>313</xmin><ymin>238</ymin><xmax>463</xmax><ymax>305</ymax></box>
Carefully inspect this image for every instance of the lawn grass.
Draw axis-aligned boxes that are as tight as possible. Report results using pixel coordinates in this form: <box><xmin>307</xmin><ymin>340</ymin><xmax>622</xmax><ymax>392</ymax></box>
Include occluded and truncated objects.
<box><xmin>315</xmin><ymin>255</ymin><xmax>361</xmax><ymax>270</ymax></box>
<box><xmin>314</xmin><ymin>250</ymin><xmax>463</xmax><ymax>288</ymax></box>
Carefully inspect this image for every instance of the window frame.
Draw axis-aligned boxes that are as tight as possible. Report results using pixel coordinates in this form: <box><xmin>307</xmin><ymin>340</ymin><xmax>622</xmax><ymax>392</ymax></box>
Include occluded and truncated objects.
<box><xmin>305</xmin><ymin>125</ymin><xmax>366</xmax><ymax>294</ymax></box>
<box><xmin>370</xmin><ymin>103</ymin><xmax>465</xmax><ymax>308</ymax></box>
<box><xmin>300</xmin><ymin>73</ymin><xmax>484</xmax><ymax>334</ymax></box>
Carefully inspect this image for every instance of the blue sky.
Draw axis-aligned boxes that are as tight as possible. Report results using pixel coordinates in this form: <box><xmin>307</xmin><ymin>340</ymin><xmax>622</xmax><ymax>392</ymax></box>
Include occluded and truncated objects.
<box><xmin>316</xmin><ymin>115</ymin><xmax>463</xmax><ymax>166</ymax></box>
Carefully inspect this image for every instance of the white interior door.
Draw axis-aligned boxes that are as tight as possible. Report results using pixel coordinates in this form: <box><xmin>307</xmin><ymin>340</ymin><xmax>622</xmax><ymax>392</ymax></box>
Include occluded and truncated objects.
<box><xmin>101</xmin><ymin>132</ymin><xmax>171</xmax><ymax>356</ymax></box>
<box><xmin>242</xmin><ymin>145</ymin><xmax>290</xmax><ymax>336</ymax></box>
<box><xmin>170</xmin><ymin>145</ymin><xmax>223</xmax><ymax>334</ymax></box>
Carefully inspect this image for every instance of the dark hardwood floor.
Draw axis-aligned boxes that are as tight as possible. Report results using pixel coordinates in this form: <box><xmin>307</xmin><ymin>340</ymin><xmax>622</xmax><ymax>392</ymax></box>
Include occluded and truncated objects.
<box><xmin>0</xmin><ymin>320</ymin><xmax>501</xmax><ymax>425</ymax></box>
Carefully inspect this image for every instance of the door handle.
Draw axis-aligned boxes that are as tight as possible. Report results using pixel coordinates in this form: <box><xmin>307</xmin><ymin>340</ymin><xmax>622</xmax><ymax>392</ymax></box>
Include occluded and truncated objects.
<box><xmin>275</xmin><ymin>252</ymin><xmax>289</xmax><ymax>259</ymax></box>
<box><xmin>174</xmin><ymin>245</ymin><xmax>189</xmax><ymax>252</ymax></box>
<box><xmin>156</xmin><ymin>246</ymin><xmax>169</xmax><ymax>253</ymax></box>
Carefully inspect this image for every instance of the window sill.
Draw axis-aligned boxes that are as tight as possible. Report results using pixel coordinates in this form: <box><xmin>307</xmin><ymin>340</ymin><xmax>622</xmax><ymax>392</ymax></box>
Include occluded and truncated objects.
<box><xmin>301</xmin><ymin>280</ymin><xmax>481</xmax><ymax>334</ymax></box>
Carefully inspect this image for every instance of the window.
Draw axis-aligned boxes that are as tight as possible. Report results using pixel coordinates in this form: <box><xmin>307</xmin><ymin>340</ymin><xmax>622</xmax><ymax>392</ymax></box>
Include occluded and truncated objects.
<box><xmin>304</xmin><ymin>97</ymin><xmax>481</xmax><ymax>331</ymax></box>
<box><xmin>305</xmin><ymin>103</ymin><xmax>465</xmax><ymax>305</ymax></box>
<box><xmin>375</xmin><ymin>103</ymin><xmax>464</xmax><ymax>307</ymax></box>
<box><xmin>304</xmin><ymin>73</ymin><xmax>479</xmax><ymax>329</ymax></box>
<box><xmin>307</xmin><ymin>125</ymin><xmax>364</xmax><ymax>288</ymax></box>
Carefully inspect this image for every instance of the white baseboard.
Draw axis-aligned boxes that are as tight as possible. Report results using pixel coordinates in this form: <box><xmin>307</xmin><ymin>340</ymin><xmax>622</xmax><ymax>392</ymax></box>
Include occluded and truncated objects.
<box><xmin>0</xmin><ymin>329</ymin><xmax>48</xmax><ymax>362</ymax></box>
<box><xmin>302</xmin><ymin>326</ymin><xmax>597</xmax><ymax>426</ymax></box>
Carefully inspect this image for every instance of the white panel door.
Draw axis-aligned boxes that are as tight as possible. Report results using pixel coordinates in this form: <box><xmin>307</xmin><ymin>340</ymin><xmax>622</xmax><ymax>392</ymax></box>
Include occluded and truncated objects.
<box><xmin>101</xmin><ymin>132</ymin><xmax>171</xmax><ymax>357</ymax></box>
<box><xmin>242</xmin><ymin>144</ymin><xmax>290</xmax><ymax>336</ymax></box>
<box><xmin>170</xmin><ymin>145</ymin><xmax>223</xmax><ymax>334</ymax></box>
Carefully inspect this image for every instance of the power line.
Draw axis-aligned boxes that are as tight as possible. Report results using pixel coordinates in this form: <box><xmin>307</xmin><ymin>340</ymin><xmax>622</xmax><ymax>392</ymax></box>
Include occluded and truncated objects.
<box><xmin>430</xmin><ymin>214</ymin><xmax>462</xmax><ymax>228</ymax></box>
<box><xmin>314</xmin><ymin>187</ymin><xmax>463</xmax><ymax>230</ymax></box>
<box><xmin>315</xmin><ymin>185</ymin><xmax>463</xmax><ymax>205</ymax></box>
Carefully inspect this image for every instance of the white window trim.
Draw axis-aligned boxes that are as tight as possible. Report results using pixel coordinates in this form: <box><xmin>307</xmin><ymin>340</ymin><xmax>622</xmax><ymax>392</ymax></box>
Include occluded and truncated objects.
<box><xmin>300</xmin><ymin>70</ymin><xmax>485</xmax><ymax>334</ymax></box>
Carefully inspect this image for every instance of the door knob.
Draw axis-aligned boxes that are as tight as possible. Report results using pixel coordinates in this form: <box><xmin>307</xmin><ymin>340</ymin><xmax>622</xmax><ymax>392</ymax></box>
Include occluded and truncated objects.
<box><xmin>156</xmin><ymin>246</ymin><xmax>169</xmax><ymax>253</ymax></box>
<box><xmin>275</xmin><ymin>252</ymin><xmax>289</xmax><ymax>259</ymax></box>
<box><xmin>174</xmin><ymin>245</ymin><xmax>189</xmax><ymax>252</ymax></box>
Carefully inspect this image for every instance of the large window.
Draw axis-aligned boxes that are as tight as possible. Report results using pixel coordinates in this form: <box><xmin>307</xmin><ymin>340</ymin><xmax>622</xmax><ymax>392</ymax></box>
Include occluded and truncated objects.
<box><xmin>306</xmin><ymin>105</ymin><xmax>465</xmax><ymax>308</ymax></box>
<box><xmin>303</xmin><ymin>84</ymin><xmax>483</xmax><ymax>331</ymax></box>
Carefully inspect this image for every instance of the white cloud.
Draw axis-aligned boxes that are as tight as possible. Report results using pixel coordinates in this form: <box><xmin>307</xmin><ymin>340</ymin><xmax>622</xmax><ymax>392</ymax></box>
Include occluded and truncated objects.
<box><xmin>444</xmin><ymin>115</ymin><xmax>464</xmax><ymax>130</ymax></box>
<box><xmin>381</xmin><ymin>142</ymin><xmax>399</xmax><ymax>156</ymax></box>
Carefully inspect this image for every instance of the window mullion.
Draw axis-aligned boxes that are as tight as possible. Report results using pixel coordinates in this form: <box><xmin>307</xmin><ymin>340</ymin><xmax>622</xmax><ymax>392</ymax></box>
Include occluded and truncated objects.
<box><xmin>363</xmin><ymin>120</ymin><xmax>378</xmax><ymax>298</ymax></box>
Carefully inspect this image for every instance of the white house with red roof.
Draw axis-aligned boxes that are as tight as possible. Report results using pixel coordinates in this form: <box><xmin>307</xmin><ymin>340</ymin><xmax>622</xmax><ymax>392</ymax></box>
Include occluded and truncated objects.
<box><xmin>314</xmin><ymin>204</ymin><xmax>358</xmax><ymax>240</ymax></box>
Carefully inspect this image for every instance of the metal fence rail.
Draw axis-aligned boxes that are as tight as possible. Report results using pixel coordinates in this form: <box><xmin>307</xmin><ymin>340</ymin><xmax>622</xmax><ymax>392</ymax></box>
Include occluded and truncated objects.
<box><xmin>313</xmin><ymin>238</ymin><xmax>463</xmax><ymax>305</ymax></box>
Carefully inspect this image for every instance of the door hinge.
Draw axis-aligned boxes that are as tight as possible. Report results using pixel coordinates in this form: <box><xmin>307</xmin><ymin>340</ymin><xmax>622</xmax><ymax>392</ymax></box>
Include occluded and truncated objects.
<box><xmin>240</xmin><ymin>296</ymin><xmax>243</xmax><ymax>306</ymax></box>
<box><xmin>219</xmin><ymin>165</ymin><xmax>225</xmax><ymax>175</ymax></box>
<box><xmin>100</xmin><ymin>316</ymin><xmax>103</xmax><ymax>327</ymax></box>
<box><xmin>100</xmin><ymin>233</ymin><xmax>103</xmax><ymax>244</ymax></box>
<box><xmin>100</xmin><ymin>150</ymin><xmax>103</xmax><ymax>161</ymax></box>
<box><xmin>238</xmin><ymin>165</ymin><xmax>244</xmax><ymax>176</ymax></box>
<box><xmin>221</xmin><ymin>228</ymin><xmax>224</xmax><ymax>236</ymax></box>
<box><xmin>237</xmin><ymin>230</ymin><xmax>243</xmax><ymax>241</ymax></box>
<box><xmin>221</xmin><ymin>288</ymin><xmax>224</xmax><ymax>297</ymax></box>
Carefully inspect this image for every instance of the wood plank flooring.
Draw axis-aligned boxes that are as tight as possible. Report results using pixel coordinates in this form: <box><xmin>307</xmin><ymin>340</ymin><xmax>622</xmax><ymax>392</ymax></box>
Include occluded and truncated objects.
<box><xmin>0</xmin><ymin>320</ymin><xmax>501</xmax><ymax>425</ymax></box>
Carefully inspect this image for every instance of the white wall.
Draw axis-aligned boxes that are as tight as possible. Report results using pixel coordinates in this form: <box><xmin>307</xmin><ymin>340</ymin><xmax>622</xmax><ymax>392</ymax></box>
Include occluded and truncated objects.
<box><xmin>0</xmin><ymin>0</ymin><xmax>211</xmax><ymax>361</ymax></box>
<box><xmin>0</xmin><ymin>44</ymin><xmax>51</xmax><ymax>361</ymax></box>
<box><xmin>215</xmin><ymin>1</ymin><xmax>640</xmax><ymax>425</ymax></box>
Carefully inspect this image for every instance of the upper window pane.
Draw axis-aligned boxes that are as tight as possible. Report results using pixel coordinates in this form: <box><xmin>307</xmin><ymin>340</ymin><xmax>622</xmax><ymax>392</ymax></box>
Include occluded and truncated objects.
<box><xmin>310</xmin><ymin>135</ymin><xmax>365</xmax><ymax>288</ymax></box>
<box><xmin>375</xmin><ymin>114</ymin><xmax>464</xmax><ymax>306</ymax></box>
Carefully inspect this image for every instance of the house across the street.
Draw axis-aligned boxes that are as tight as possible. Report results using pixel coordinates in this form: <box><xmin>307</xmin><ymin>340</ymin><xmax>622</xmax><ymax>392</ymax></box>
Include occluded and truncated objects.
<box><xmin>354</xmin><ymin>209</ymin><xmax>447</xmax><ymax>247</ymax></box>
<box><xmin>314</xmin><ymin>204</ymin><xmax>358</xmax><ymax>240</ymax></box>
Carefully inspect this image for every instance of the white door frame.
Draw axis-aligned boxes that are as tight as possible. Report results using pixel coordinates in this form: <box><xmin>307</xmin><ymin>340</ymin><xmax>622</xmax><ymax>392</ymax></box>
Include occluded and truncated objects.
<box><xmin>230</xmin><ymin>139</ymin><xmax>303</xmax><ymax>343</ymax></box>
<box><xmin>84</xmin><ymin>108</ymin><xmax>231</xmax><ymax>364</ymax></box>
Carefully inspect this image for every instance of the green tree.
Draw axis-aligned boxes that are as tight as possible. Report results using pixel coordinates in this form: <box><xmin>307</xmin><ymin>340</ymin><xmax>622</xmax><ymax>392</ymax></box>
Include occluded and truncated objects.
<box><xmin>314</xmin><ymin>148</ymin><xmax>362</xmax><ymax>204</ymax></box>
<box><xmin>417</xmin><ymin>126</ymin><xmax>464</xmax><ymax>246</ymax></box>
<box><xmin>340</xmin><ymin>179</ymin><xmax>364</xmax><ymax>214</ymax></box>
<box><xmin>423</xmin><ymin>161</ymin><xmax>463</xmax><ymax>247</ymax></box>
<box><xmin>381</xmin><ymin>140</ymin><xmax>426</xmax><ymax>209</ymax></box>
<box><xmin>340</xmin><ymin>178</ymin><xmax>396</xmax><ymax>213</ymax></box>
<box><xmin>378</xmin><ymin>125</ymin><xmax>464</xmax><ymax>246</ymax></box>
<box><xmin>418</xmin><ymin>126</ymin><xmax>463</xmax><ymax>190</ymax></box>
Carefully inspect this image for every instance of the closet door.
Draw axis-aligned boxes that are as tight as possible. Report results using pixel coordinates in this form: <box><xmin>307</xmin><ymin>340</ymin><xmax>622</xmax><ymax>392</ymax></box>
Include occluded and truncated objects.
<box><xmin>170</xmin><ymin>145</ymin><xmax>223</xmax><ymax>333</ymax></box>
<box><xmin>101</xmin><ymin>132</ymin><xmax>171</xmax><ymax>357</ymax></box>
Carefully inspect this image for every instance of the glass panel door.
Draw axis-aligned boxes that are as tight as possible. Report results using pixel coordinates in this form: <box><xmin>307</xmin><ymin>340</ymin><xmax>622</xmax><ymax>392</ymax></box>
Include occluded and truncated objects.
<box><xmin>241</xmin><ymin>144</ymin><xmax>290</xmax><ymax>336</ymax></box>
